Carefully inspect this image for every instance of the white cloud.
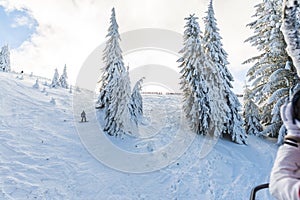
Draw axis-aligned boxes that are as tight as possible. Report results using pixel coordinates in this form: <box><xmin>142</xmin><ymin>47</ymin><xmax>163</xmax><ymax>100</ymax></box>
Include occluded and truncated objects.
<box><xmin>11</xmin><ymin>15</ymin><xmax>35</xmax><ymax>28</ymax></box>
<box><xmin>0</xmin><ymin>0</ymin><xmax>260</xmax><ymax>92</ymax></box>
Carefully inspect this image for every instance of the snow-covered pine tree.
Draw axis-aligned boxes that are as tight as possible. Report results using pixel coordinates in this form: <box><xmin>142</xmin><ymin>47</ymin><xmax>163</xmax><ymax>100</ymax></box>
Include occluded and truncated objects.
<box><xmin>50</xmin><ymin>68</ymin><xmax>60</xmax><ymax>88</ymax></box>
<box><xmin>178</xmin><ymin>14</ymin><xmax>232</xmax><ymax>141</ymax></box>
<box><xmin>97</xmin><ymin>7</ymin><xmax>126</xmax><ymax>109</ymax></box>
<box><xmin>59</xmin><ymin>64</ymin><xmax>69</xmax><ymax>89</ymax></box>
<box><xmin>98</xmin><ymin>8</ymin><xmax>132</xmax><ymax>136</ymax></box>
<box><xmin>178</xmin><ymin>14</ymin><xmax>211</xmax><ymax>136</ymax></box>
<box><xmin>203</xmin><ymin>0</ymin><xmax>246</xmax><ymax>144</ymax></box>
<box><xmin>243</xmin><ymin>85</ymin><xmax>263</xmax><ymax>135</ymax></box>
<box><xmin>130</xmin><ymin>77</ymin><xmax>144</xmax><ymax>125</ymax></box>
<box><xmin>33</xmin><ymin>79</ymin><xmax>39</xmax><ymax>89</ymax></box>
<box><xmin>103</xmin><ymin>67</ymin><xmax>132</xmax><ymax>136</ymax></box>
<box><xmin>244</xmin><ymin>0</ymin><xmax>298</xmax><ymax>137</ymax></box>
<box><xmin>0</xmin><ymin>45</ymin><xmax>11</xmax><ymax>72</ymax></box>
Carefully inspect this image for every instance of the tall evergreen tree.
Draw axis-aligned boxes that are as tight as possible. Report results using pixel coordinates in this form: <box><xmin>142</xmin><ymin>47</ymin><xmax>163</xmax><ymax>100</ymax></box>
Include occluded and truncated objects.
<box><xmin>244</xmin><ymin>0</ymin><xmax>298</xmax><ymax>137</ymax></box>
<box><xmin>178</xmin><ymin>14</ymin><xmax>210</xmax><ymax>136</ymax></box>
<box><xmin>203</xmin><ymin>0</ymin><xmax>246</xmax><ymax>144</ymax></box>
<box><xmin>103</xmin><ymin>68</ymin><xmax>132</xmax><ymax>136</ymax></box>
<box><xmin>243</xmin><ymin>85</ymin><xmax>263</xmax><ymax>135</ymax></box>
<box><xmin>178</xmin><ymin>14</ymin><xmax>238</xmax><ymax>143</ymax></box>
<box><xmin>59</xmin><ymin>64</ymin><xmax>69</xmax><ymax>89</ymax></box>
<box><xmin>97</xmin><ymin>8</ymin><xmax>132</xmax><ymax>137</ymax></box>
<box><xmin>203</xmin><ymin>0</ymin><xmax>233</xmax><ymax>88</ymax></box>
<box><xmin>50</xmin><ymin>68</ymin><xmax>60</xmax><ymax>88</ymax></box>
<box><xmin>0</xmin><ymin>45</ymin><xmax>11</xmax><ymax>72</ymax></box>
<box><xmin>97</xmin><ymin>7</ymin><xmax>126</xmax><ymax>109</ymax></box>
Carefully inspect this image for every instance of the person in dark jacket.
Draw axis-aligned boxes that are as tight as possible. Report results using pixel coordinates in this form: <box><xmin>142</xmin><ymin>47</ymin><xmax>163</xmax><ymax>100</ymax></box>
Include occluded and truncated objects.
<box><xmin>81</xmin><ymin>110</ymin><xmax>87</xmax><ymax>122</ymax></box>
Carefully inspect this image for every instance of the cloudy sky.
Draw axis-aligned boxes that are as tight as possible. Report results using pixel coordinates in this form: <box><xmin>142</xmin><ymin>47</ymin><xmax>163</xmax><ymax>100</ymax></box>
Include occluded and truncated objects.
<box><xmin>0</xmin><ymin>0</ymin><xmax>260</xmax><ymax>93</ymax></box>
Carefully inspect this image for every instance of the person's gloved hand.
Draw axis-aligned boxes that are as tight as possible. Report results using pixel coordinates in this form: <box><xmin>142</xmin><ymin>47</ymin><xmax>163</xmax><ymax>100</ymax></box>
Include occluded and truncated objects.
<box><xmin>281</xmin><ymin>102</ymin><xmax>300</xmax><ymax>137</ymax></box>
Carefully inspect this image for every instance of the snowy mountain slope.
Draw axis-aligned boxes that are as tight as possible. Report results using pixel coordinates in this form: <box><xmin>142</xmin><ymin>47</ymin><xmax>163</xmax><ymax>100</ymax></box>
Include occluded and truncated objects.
<box><xmin>0</xmin><ymin>72</ymin><xmax>277</xmax><ymax>199</ymax></box>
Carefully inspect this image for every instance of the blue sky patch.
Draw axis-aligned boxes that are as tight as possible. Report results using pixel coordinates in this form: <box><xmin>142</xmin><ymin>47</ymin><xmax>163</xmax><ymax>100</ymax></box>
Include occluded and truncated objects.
<box><xmin>0</xmin><ymin>6</ymin><xmax>37</xmax><ymax>49</ymax></box>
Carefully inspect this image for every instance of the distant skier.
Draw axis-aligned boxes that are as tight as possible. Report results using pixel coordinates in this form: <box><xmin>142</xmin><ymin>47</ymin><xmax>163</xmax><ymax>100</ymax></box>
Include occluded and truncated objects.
<box><xmin>81</xmin><ymin>110</ymin><xmax>87</xmax><ymax>122</ymax></box>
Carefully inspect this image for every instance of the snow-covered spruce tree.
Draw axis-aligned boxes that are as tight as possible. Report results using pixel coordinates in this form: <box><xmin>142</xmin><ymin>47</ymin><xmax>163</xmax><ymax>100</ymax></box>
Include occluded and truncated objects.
<box><xmin>244</xmin><ymin>0</ymin><xmax>298</xmax><ymax>137</ymax></box>
<box><xmin>103</xmin><ymin>67</ymin><xmax>132</xmax><ymax>136</ymax></box>
<box><xmin>243</xmin><ymin>85</ymin><xmax>263</xmax><ymax>135</ymax></box>
<box><xmin>0</xmin><ymin>44</ymin><xmax>11</xmax><ymax>72</ymax></box>
<box><xmin>97</xmin><ymin>7</ymin><xmax>126</xmax><ymax>109</ymax></box>
<box><xmin>50</xmin><ymin>68</ymin><xmax>60</xmax><ymax>88</ymax></box>
<box><xmin>178</xmin><ymin>14</ymin><xmax>211</xmax><ymax>136</ymax></box>
<box><xmin>178</xmin><ymin>14</ymin><xmax>237</xmax><ymax>143</ymax></box>
<box><xmin>98</xmin><ymin>8</ymin><xmax>132</xmax><ymax>136</ymax></box>
<box><xmin>129</xmin><ymin>77</ymin><xmax>144</xmax><ymax>125</ymax></box>
<box><xmin>59</xmin><ymin>64</ymin><xmax>69</xmax><ymax>89</ymax></box>
<box><xmin>33</xmin><ymin>79</ymin><xmax>39</xmax><ymax>89</ymax></box>
<box><xmin>203</xmin><ymin>0</ymin><xmax>246</xmax><ymax>143</ymax></box>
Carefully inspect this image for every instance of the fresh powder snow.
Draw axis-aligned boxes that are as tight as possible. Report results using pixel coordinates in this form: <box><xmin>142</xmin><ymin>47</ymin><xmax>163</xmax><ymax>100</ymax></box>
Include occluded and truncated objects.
<box><xmin>0</xmin><ymin>72</ymin><xmax>278</xmax><ymax>199</ymax></box>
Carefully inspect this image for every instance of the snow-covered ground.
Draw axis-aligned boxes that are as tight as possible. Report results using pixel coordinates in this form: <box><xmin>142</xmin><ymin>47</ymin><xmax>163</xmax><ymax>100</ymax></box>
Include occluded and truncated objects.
<box><xmin>0</xmin><ymin>72</ymin><xmax>278</xmax><ymax>199</ymax></box>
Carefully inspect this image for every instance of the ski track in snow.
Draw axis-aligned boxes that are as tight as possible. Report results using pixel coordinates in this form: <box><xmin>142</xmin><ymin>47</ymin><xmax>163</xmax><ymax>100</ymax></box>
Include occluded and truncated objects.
<box><xmin>0</xmin><ymin>72</ymin><xmax>278</xmax><ymax>199</ymax></box>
